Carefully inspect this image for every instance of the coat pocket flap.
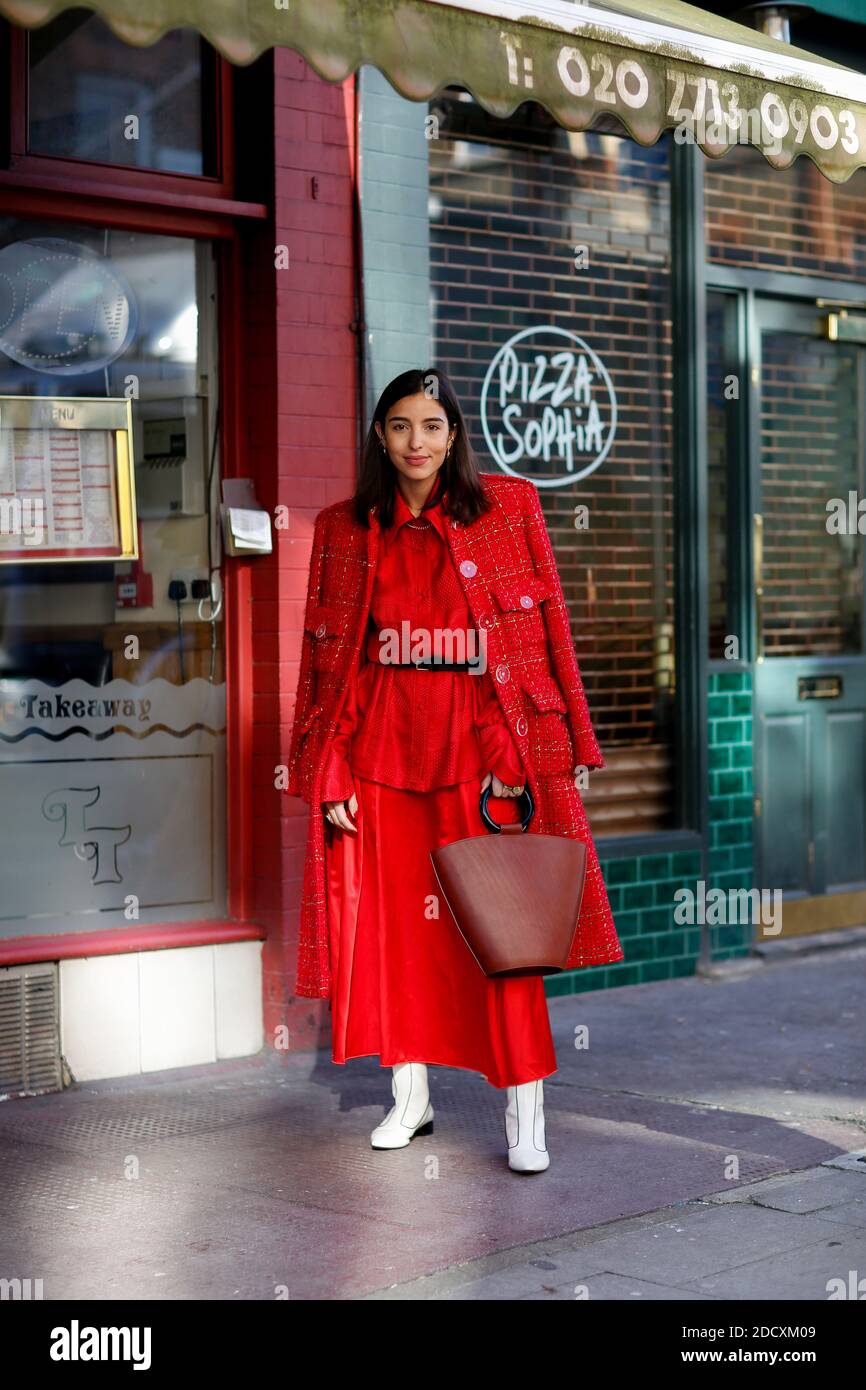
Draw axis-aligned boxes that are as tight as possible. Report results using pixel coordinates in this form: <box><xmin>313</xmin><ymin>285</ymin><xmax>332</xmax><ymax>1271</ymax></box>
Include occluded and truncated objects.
<box><xmin>304</xmin><ymin>604</ymin><xmax>349</xmax><ymax>638</ymax></box>
<box><xmin>520</xmin><ymin>671</ymin><xmax>567</xmax><ymax>713</ymax></box>
<box><xmin>490</xmin><ymin>576</ymin><xmax>554</xmax><ymax>613</ymax></box>
<box><xmin>297</xmin><ymin>703</ymin><xmax>323</xmax><ymax>736</ymax></box>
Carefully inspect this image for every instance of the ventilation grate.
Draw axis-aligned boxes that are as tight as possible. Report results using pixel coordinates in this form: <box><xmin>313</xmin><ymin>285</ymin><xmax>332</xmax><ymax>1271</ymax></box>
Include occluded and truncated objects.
<box><xmin>0</xmin><ymin>964</ymin><xmax>63</xmax><ymax>1098</ymax></box>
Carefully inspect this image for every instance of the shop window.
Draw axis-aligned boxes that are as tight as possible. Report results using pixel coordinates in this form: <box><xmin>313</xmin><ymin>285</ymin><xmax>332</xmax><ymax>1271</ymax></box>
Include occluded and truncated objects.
<box><xmin>4</xmin><ymin>8</ymin><xmax>223</xmax><ymax>183</ymax></box>
<box><xmin>759</xmin><ymin>330</ymin><xmax>862</xmax><ymax>656</ymax></box>
<box><xmin>0</xmin><ymin>220</ymin><xmax>226</xmax><ymax>938</ymax></box>
<box><xmin>705</xmin><ymin>143</ymin><xmax>866</xmax><ymax>282</ymax></box>
<box><xmin>429</xmin><ymin>95</ymin><xmax>676</xmax><ymax>836</ymax></box>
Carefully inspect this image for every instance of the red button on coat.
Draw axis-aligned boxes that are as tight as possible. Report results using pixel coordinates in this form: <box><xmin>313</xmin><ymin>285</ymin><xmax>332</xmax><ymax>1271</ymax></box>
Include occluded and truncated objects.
<box><xmin>516</xmin><ymin>716</ymin><xmax>528</xmax><ymax>737</ymax></box>
<box><xmin>495</xmin><ymin>663</ymin><xmax>510</xmax><ymax>683</ymax></box>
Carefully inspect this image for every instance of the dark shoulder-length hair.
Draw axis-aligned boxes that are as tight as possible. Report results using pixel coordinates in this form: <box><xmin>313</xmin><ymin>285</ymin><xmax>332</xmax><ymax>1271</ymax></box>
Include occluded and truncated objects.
<box><xmin>352</xmin><ymin>367</ymin><xmax>492</xmax><ymax>529</ymax></box>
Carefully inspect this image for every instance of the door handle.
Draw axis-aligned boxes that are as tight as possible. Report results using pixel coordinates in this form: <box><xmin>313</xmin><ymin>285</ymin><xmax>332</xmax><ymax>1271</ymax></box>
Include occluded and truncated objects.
<box><xmin>753</xmin><ymin>512</ymin><xmax>763</xmax><ymax>663</ymax></box>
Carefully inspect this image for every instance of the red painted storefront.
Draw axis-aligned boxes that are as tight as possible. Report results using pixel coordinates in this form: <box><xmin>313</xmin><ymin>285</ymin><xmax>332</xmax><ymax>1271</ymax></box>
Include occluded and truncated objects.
<box><xmin>0</xmin><ymin>23</ymin><xmax>360</xmax><ymax>1070</ymax></box>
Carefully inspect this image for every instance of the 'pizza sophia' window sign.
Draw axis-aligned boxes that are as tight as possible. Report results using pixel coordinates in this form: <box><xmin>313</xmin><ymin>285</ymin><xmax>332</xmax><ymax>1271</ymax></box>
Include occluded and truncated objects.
<box><xmin>480</xmin><ymin>327</ymin><xmax>617</xmax><ymax>487</ymax></box>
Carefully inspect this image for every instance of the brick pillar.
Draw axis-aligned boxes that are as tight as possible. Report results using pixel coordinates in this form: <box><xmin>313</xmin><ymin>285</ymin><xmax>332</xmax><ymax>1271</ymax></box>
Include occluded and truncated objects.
<box><xmin>247</xmin><ymin>50</ymin><xmax>359</xmax><ymax>1057</ymax></box>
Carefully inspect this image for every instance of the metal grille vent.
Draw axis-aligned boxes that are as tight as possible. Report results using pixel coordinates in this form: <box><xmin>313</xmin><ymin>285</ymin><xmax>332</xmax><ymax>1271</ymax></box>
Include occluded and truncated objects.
<box><xmin>0</xmin><ymin>964</ymin><xmax>63</xmax><ymax>1098</ymax></box>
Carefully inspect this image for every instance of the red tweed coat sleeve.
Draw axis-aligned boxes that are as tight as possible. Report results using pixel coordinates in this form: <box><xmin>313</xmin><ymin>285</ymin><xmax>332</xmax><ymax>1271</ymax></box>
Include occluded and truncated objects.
<box><xmin>286</xmin><ymin>508</ymin><xmax>328</xmax><ymax>804</ymax></box>
<box><xmin>520</xmin><ymin>480</ymin><xmax>604</xmax><ymax>773</ymax></box>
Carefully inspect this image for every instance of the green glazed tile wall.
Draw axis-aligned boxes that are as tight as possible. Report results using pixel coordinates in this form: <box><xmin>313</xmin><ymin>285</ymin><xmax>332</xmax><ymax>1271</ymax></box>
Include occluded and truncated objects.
<box><xmin>546</xmin><ymin>847</ymin><xmax>704</xmax><ymax>996</ymax></box>
<box><xmin>546</xmin><ymin>667</ymin><xmax>755</xmax><ymax>997</ymax></box>
<box><xmin>706</xmin><ymin>668</ymin><xmax>754</xmax><ymax>960</ymax></box>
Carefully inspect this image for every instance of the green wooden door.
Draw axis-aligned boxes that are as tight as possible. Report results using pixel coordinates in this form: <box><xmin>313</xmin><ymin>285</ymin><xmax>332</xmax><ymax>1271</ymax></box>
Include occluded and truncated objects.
<box><xmin>753</xmin><ymin>298</ymin><xmax>866</xmax><ymax>908</ymax></box>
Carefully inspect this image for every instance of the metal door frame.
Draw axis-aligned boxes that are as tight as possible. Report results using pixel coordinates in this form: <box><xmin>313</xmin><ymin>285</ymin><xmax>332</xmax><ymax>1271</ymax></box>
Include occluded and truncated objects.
<box><xmin>706</xmin><ymin>267</ymin><xmax>866</xmax><ymax>936</ymax></box>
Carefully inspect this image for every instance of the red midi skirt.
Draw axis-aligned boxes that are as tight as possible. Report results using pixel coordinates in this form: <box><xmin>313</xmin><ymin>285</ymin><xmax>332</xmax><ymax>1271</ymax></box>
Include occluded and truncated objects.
<box><xmin>325</xmin><ymin>774</ymin><xmax>558</xmax><ymax>1089</ymax></box>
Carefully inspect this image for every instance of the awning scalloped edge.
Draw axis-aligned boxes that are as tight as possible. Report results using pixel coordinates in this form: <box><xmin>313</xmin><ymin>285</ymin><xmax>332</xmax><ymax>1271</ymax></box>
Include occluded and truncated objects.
<box><xmin>2</xmin><ymin>0</ymin><xmax>866</xmax><ymax>183</ymax></box>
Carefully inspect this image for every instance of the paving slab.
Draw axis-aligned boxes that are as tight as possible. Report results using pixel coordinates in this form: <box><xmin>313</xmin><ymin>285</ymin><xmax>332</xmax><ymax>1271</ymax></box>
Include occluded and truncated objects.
<box><xmin>504</xmin><ymin>1203</ymin><xmax>850</xmax><ymax>1285</ymax></box>
<box><xmin>687</xmin><ymin>1228</ymin><xmax>866</xmax><ymax>1300</ymax></box>
<box><xmin>743</xmin><ymin>1168</ymin><xmax>866</xmax><ymax>1214</ymax></box>
<box><xmin>821</xmin><ymin>1149</ymin><xmax>866</xmax><ymax>1172</ymax></box>
<box><xmin>544</xmin><ymin>1273</ymin><xmax>715</xmax><ymax>1301</ymax></box>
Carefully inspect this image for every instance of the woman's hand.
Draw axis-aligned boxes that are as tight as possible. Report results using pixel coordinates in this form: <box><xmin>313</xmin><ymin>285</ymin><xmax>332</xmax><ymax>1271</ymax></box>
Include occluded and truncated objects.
<box><xmin>480</xmin><ymin>771</ymin><xmax>525</xmax><ymax>799</ymax></box>
<box><xmin>323</xmin><ymin>792</ymin><xmax>359</xmax><ymax>832</ymax></box>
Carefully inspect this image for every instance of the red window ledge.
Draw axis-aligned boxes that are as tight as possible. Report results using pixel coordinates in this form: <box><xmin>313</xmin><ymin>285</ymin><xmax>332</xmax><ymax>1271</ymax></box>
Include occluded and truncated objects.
<box><xmin>0</xmin><ymin>921</ymin><xmax>266</xmax><ymax>968</ymax></box>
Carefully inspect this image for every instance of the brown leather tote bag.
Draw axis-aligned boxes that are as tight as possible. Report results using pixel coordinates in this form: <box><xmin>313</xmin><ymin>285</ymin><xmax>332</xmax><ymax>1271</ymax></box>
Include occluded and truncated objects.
<box><xmin>430</xmin><ymin>786</ymin><xmax>587</xmax><ymax>977</ymax></box>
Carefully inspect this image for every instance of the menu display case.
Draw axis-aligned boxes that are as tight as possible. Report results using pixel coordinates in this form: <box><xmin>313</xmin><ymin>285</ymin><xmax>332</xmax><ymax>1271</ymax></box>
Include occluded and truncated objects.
<box><xmin>0</xmin><ymin>396</ymin><xmax>138</xmax><ymax>564</ymax></box>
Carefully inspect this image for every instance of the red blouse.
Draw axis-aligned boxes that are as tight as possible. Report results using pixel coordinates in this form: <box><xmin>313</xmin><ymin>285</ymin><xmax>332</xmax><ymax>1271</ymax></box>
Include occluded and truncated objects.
<box><xmin>319</xmin><ymin>479</ymin><xmax>526</xmax><ymax>801</ymax></box>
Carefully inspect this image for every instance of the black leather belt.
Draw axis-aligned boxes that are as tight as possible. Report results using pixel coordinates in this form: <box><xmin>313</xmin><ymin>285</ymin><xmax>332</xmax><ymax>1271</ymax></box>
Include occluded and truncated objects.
<box><xmin>387</xmin><ymin>660</ymin><xmax>483</xmax><ymax>671</ymax></box>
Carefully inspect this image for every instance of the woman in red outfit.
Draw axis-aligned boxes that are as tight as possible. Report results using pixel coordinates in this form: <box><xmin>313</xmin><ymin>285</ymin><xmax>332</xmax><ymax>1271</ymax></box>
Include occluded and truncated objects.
<box><xmin>288</xmin><ymin>368</ymin><xmax>623</xmax><ymax>1173</ymax></box>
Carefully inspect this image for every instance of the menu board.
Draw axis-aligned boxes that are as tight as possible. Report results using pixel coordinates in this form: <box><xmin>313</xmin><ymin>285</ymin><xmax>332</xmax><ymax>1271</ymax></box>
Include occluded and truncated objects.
<box><xmin>0</xmin><ymin>397</ymin><xmax>137</xmax><ymax>564</ymax></box>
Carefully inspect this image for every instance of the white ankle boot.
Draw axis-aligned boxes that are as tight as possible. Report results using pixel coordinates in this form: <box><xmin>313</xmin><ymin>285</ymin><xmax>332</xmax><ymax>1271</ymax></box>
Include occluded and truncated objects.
<box><xmin>370</xmin><ymin>1061</ymin><xmax>434</xmax><ymax>1149</ymax></box>
<box><xmin>505</xmin><ymin>1079</ymin><xmax>550</xmax><ymax>1172</ymax></box>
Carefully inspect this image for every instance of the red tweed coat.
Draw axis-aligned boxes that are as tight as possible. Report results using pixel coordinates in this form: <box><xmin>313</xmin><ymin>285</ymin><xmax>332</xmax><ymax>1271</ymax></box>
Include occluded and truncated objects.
<box><xmin>286</xmin><ymin>472</ymin><xmax>624</xmax><ymax>998</ymax></box>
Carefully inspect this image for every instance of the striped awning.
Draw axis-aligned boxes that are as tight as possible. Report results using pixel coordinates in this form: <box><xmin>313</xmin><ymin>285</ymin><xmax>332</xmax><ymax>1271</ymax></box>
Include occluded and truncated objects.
<box><xmin>4</xmin><ymin>0</ymin><xmax>866</xmax><ymax>181</ymax></box>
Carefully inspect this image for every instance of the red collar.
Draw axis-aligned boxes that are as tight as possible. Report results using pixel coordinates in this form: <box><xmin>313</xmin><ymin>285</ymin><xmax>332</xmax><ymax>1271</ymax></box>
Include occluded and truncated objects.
<box><xmin>385</xmin><ymin>477</ymin><xmax>448</xmax><ymax>543</ymax></box>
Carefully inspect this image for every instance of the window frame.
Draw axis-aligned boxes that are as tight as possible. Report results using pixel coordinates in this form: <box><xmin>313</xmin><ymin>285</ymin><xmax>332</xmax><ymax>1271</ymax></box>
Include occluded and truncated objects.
<box><xmin>0</xmin><ymin>11</ymin><xmax>266</xmax><ymax>929</ymax></box>
<box><xmin>3</xmin><ymin>19</ymin><xmax>235</xmax><ymax>200</ymax></box>
<box><xmin>0</xmin><ymin>205</ymin><xmax>250</xmax><ymax>927</ymax></box>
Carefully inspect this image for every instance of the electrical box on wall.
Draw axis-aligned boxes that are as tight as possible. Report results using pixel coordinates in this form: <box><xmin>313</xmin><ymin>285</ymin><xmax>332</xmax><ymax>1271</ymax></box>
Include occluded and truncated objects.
<box><xmin>220</xmin><ymin>479</ymin><xmax>272</xmax><ymax>556</ymax></box>
<box><xmin>133</xmin><ymin>396</ymin><xmax>209</xmax><ymax>518</ymax></box>
<box><xmin>116</xmin><ymin>568</ymin><xmax>154</xmax><ymax>609</ymax></box>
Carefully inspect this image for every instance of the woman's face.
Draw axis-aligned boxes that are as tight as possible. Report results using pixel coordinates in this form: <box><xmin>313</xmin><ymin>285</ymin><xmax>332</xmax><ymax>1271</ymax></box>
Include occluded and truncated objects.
<box><xmin>375</xmin><ymin>392</ymin><xmax>455</xmax><ymax>488</ymax></box>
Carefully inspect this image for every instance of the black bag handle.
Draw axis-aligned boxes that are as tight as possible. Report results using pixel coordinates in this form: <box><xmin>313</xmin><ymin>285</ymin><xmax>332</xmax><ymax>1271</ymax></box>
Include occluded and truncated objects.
<box><xmin>479</xmin><ymin>783</ymin><xmax>535</xmax><ymax>833</ymax></box>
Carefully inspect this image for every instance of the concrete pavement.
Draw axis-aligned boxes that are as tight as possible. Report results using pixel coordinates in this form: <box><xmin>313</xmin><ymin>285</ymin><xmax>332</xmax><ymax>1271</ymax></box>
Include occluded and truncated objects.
<box><xmin>1</xmin><ymin>935</ymin><xmax>864</xmax><ymax>1300</ymax></box>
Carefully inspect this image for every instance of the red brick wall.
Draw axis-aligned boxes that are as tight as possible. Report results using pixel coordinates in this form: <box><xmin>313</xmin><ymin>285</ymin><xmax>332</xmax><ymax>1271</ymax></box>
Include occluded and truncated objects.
<box><xmin>244</xmin><ymin>50</ymin><xmax>359</xmax><ymax>1055</ymax></box>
